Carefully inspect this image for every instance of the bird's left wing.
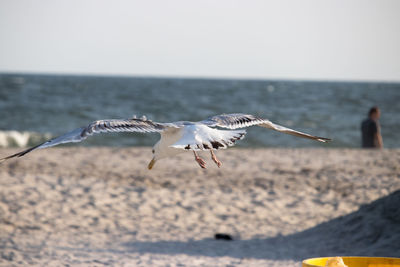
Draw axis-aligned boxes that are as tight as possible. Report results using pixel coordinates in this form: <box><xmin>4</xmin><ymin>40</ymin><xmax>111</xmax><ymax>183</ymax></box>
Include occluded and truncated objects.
<box><xmin>201</xmin><ymin>113</ymin><xmax>331</xmax><ymax>143</ymax></box>
<box><xmin>0</xmin><ymin>118</ymin><xmax>168</xmax><ymax>163</ymax></box>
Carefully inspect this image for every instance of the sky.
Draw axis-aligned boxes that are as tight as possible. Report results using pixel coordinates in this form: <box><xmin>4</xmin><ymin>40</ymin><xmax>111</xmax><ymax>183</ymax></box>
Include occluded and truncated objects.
<box><xmin>0</xmin><ymin>0</ymin><xmax>399</xmax><ymax>81</ymax></box>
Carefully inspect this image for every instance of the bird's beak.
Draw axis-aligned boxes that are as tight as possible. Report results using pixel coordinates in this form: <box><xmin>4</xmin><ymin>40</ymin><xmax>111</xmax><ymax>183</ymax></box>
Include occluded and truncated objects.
<box><xmin>148</xmin><ymin>158</ymin><xmax>156</xmax><ymax>170</ymax></box>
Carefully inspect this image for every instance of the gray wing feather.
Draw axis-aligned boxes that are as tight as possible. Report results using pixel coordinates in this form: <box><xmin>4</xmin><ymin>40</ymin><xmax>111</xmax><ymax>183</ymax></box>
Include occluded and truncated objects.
<box><xmin>202</xmin><ymin>113</ymin><xmax>264</xmax><ymax>129</ymax></box>
<box><xmin>82</xmin><ymin>119</ymin><xmax>165</xmax><ymax>136</ymax></box>
<box><xmin>202</xmin><ymin>113</ymin><xmax>331</xmax><ymax>143</ymax></box>
<box><xmin>0</xmin><ymin>118</ymin><xmax>166</xmax><ymax>162</ymax></box>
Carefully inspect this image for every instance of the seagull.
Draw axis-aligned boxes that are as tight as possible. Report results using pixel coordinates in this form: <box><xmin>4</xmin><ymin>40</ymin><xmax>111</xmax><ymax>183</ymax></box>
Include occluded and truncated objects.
<box><xmin>0</xmin><ymin>113</ymin><xmax>331</xmax><ymax>169</ymax></box>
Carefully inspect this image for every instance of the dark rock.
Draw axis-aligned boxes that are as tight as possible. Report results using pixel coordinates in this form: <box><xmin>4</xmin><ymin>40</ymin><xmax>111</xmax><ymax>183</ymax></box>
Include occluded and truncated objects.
<box><xmin>214</xmin><ymin>233</ymin><xmax>233</xmax><ymax>241</ymax></box>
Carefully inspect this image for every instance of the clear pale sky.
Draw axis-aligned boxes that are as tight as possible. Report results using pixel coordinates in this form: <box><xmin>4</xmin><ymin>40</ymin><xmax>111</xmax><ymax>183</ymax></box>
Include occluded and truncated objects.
<box><xmin>1</xmin><ymin>0</ymin><xmax>399</xmax><ymax>81</ymax></box>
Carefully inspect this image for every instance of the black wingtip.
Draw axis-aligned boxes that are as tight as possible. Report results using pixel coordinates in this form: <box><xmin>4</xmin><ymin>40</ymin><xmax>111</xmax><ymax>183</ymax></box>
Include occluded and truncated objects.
<box><xmin>0</xmin><ymin>143</ymin><xmax>43</xmax><ymax>164</ymax></box>
<box><xmin>317</xmin><ymin>137</ymin><xmax>332</xmax><ymax>143</ymax></box>
<box><xmin>0</xmin><ymin>151</ymin><xmax>23</xmax><ymax>164</ymax></box>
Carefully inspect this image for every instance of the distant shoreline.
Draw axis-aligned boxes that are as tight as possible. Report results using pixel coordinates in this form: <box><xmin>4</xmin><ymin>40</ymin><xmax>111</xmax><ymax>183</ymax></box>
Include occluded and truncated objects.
<box><xmin>2</xmin><ymin>71</ymin><xmax>400</xmax><ymax>84</ymax></box>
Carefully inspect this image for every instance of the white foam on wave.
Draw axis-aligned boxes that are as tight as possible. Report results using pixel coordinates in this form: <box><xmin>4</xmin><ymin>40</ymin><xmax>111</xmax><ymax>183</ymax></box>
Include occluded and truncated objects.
<box><xmin>0</xmin><ymin>130</ymin><xmax>52</xmax><ymax>148</ymax></box>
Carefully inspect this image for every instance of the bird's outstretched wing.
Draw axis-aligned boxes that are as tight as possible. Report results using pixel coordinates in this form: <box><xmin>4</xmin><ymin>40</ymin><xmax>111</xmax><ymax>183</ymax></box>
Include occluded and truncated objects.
<box><xmin>201</xmin><ymin>113</ymin><xmax>331</xmax><ymax>143</ymax></box>
<box><xmin>0</xmin><ymin>118</ymin><xmax>166</xmax><ymax>163</ymax></box>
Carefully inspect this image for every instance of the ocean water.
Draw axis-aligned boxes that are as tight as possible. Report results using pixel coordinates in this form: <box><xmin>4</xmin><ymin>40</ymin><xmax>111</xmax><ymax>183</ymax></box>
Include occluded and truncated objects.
<box><xmin>0</xmin><ymin>73</ymin><xmax>399</xmax><ymax>148</ymax></box>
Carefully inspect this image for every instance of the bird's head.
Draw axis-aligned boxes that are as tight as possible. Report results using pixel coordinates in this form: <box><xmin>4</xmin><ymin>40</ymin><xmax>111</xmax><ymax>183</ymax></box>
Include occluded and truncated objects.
<box><xmin>147</xmin><ymin>139</ymin><xmax>184</xmax><ymax>170</ymax></box>
<box><xmin>148</xmin><ymin>157</ymin><xmax>156</xmax><ymax>170</ymax></box>
<box><xmin>148</xmin><ymin>147</ymin><xmax>157</xmax><ymax>170</ymax></box>
<box><xmin>148</xmin><ymin>143</ymin><xmax>163</xmax><ymax>170</ymax></box>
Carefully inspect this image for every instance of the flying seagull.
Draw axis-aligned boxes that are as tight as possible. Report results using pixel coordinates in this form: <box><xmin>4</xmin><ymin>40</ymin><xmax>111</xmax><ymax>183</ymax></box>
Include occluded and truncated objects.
<box><xmin>0</xmin><ymin>113</ymin><xmax>331</xmax><ymax>169</ymax></box>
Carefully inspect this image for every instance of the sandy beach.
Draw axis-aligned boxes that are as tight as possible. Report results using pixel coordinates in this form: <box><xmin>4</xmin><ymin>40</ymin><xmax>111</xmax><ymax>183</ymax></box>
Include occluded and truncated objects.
<box><xmin>0</xmin><ymin>147</ymin><xmax>399</xmax><ymax>266</ymax></box>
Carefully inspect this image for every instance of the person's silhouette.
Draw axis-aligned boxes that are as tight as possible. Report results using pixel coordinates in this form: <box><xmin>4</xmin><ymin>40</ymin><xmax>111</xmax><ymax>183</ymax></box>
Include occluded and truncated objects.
<box><xmin>361</xmin><ymin>106</ymin><xmax>383</xmax><ymax>148</ymax></box>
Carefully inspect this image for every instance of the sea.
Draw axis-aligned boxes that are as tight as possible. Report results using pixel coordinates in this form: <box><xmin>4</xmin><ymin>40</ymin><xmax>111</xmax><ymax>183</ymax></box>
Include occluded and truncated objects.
<box><xmin>0</xmin><ymin>73</ymin><xmax>399</xmax><ymax>148</ymax></box>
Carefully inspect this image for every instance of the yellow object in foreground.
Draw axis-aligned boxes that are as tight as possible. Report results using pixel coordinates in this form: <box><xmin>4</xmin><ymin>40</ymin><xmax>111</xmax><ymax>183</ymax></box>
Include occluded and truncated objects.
<box><xmin>303</xmin><ymin>257</ymin><xmax>400</xmax><ymax>267</ymax></box>
<box><xmin>324</xmin><ymin>257</ymin><xmax>348</xmax><ymax>267</ymax></box>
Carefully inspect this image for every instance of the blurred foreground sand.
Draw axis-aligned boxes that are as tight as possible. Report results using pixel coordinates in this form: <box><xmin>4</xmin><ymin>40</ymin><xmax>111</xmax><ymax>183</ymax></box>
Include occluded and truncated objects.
<box><xmin>0</xmin><ymin>148</ymin><xmax>399</xmax><ymax>266</ymax></box>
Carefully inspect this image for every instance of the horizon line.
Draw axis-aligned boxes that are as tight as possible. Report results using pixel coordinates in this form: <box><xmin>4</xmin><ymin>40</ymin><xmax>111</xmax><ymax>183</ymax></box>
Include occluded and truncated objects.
<box><xmin>1</xmin><ymin>70</ymin><xmax>400</xmax><ymax>84</ymax></box>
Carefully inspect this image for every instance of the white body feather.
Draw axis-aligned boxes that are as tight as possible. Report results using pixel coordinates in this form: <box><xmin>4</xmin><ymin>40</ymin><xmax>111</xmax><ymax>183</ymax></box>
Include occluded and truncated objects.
<box><xmin>153</xmin><ymin>124</ymin><xmax>245</xmax><ymax>161</ymax></box>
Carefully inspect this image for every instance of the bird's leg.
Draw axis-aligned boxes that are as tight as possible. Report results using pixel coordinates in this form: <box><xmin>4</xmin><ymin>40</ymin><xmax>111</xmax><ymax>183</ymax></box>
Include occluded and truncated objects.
<box><xmin>210</xmin><ymin>149</ymin><xmax>222</xmax><ymax>168</ymax></box>
<box><xmin>193</xmin><ymin>151</ymin><xmax>206</xmax><ymax>169</ymax></box>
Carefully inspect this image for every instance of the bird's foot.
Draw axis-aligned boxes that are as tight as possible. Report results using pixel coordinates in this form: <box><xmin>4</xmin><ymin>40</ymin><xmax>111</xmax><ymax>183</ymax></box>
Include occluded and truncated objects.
<box><xmin>210</xmin><ymin>150</ymin><xmax>222</xmax><ymax>168</ymax></box>
<box><xmin>193</xmin><ymin>151</ymin><xmax>206</xmax><ymax>169</ymax></box>
<box><xmin>195</xmin><ymin>156</ymin><xmax>207</xmax><ymax>169</ymax></box>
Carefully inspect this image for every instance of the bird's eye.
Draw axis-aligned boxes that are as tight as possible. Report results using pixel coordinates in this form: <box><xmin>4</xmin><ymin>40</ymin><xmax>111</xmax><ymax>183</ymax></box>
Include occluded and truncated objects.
<box><xmin>152</xmin><ymin>149</ymin><xmax>155</xmax><ymax>153</ymax></box>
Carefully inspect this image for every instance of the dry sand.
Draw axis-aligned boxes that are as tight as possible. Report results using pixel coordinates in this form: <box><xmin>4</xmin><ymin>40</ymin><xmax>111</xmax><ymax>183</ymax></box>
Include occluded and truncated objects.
<box><xmin>0</xmin><ymin>147</ymin><xmax>399</xmax><ymax>266</ymax></box>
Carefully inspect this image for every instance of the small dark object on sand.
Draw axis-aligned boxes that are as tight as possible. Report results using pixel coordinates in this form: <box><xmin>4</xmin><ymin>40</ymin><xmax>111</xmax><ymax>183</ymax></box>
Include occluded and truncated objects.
<box><xmin>214</xmin><ymin>233</ymin><xmax>233</xmax><ymax>241</ymax></box>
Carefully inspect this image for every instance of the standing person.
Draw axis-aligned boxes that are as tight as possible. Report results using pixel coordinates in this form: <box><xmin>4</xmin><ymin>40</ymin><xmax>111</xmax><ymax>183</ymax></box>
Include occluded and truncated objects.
<box><xmin>361</xmin><ymin>106</ymin><xmax>383</xmax><ymax>148</ymax></box>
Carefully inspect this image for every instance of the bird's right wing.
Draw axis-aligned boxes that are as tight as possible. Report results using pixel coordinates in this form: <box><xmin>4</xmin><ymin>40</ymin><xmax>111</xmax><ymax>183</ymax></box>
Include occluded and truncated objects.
<box><xmin>0</xmin><ymin>118</ymin><xmax>168</xmax><ymax>163</ymax></box>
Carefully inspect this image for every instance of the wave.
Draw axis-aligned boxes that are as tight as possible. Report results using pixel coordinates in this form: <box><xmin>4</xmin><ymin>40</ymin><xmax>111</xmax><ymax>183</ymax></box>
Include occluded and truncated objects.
<box><xmin>0</xmin><ymin>130</ymin><xmax>52</xmax><ymax>148</ymax></box>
